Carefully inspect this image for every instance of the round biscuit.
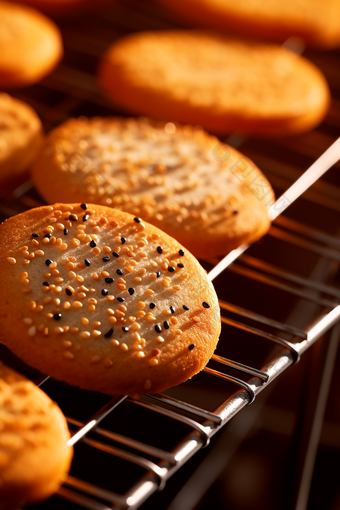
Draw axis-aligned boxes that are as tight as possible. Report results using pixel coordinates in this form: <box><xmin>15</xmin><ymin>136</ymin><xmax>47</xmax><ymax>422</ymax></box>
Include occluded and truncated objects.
<box><xmin>31</xmin><ymin>116</ymin><xmax>274</xmax><ymax>259</ymax></box>
<box><xmin>0</xmin><ymin>362</ymin><xmax>73</xmax><ymax>510</ymax></box>
<box><xmin>0</xmin><ymin>93</ymin><xmax>44</xmax><ymax>196</ymax></box>
<box><xmin>158</xmin><ymin>0</ymin><xmax>340</xmax><ymax>49</ymax></box>
<box><xmin>0</xmin><ymin>1</ymin><xmax>63</xmax><ymax>88</ymax></box>
<box><xmin>0</xmin><ymin>203</ymin><xmax>221</xmax><ymax>397</ymax></box>
<box><xmin>97</xmin><ymin>30</ymin><xmax>330</xmax><ymax>136</ymax></box>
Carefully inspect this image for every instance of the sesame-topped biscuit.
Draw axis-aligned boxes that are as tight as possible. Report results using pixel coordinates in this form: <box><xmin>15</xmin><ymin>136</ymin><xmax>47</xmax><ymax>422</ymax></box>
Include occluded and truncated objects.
<box><xmin>32</xmin><ymin>116</ymin><xmax>274</xmax><ymax>259</ymax></box>
<box><xmin>158</xmin><ymin>0</ymin><xmax>340</xmax><ymax>49</ymax></box>
<box><xmin>97</xmin><ymin>31</ymin><xmax>330</xmax><ymax>136</ymax></box>
<box><xmin>0</xmin><ymin>1</ymin><xmax>63</xmax><ymax>88</ymax></box>
<box><xmin>0</xmin><ymin>362</ymin><xmax>73</xmax><ymax>510</ymax></box>
<box><xmin>0</xmin><ymin>204</ymin><xmax>220</xmax><ymax>397</ymax></box>
<box><xmin>0</xmin><ymin>93</ymin><xmax>44</xmax><ymax>196</ymax></box>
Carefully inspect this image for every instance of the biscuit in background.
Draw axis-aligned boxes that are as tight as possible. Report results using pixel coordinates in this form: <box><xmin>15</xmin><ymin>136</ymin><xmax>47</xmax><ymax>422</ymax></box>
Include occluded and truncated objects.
<box><xmin>157</xmin><ymin>0</ymin><xmax>340</xmax><ymax>49</ymax></box>
<box><xmin>97</xmin><ymin>30</ymin><xmax>330</xmax><ymax>137</ymax></box>
<box><xmin>0</xmin><ymin>203</ymin><xmax>221</xmax><ymax>397</ymax></box>
<box><xmin>0</xmin><ymin>362</ymin><xmax>73</xmax><ymax>510</ymax></box>
<box><xmin>0</xmin><ymin>1</ymin><xmax>63</xmax><ymax>88</ymax></box>
<box><xmin>0</xmin><ymin>93</ymin><xmax>44</xmax><ymax>196</ymax></box>
<box><xmin>31</xmin><ymin>117</ymin><xmax>274</xmax><ymax>259</ymax></box>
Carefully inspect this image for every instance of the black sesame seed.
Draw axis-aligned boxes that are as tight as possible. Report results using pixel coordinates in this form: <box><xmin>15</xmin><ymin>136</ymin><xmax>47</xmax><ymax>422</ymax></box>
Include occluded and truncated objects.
<box><xmin>31</xmin><ymin>233</ymin><xmax>39</xmax><ymax>238</ymax></box>
<box><xmin>170</xmin><ymin>306</ymin><xmax>175</xmax><ymax>314</ymax></box>
<box><xmin>122</xmin><ymin>327</ymin><xmax>129</xmax><ymax>332</ymax></box>
<box><xmin>53</xmin><ymin>313</ymin><xmax>62</xmax><ymax>321</ymax></box>
<box><xmin>45</xmin><ymin>259</ymin><xmax>53</xmax><ymax>266</ymax></box>
<box><xmin>179</xmin><ymin>249</ymin><xmax>185</xmax><ymax>256</ymax></box>
<box><xmin>102</xmin><ymin>256</ymin><xmax>110</xmax><ymax>262</ymax></box>
<box><xmin>112</xmin><ymin>252</ymin><xmax>119</xmax><ymax>258</ymax></box>
<box><xmin>82</xmin><ymin>214</ymin><xmax>89</xmax><ymax>222</ymax></box>
<box><xmin>177</xmin><ymin>263</ymin><xmax>184</xmax><ymax>268</ymax></box>
<box><xmin>117</xmin><ymin>297</ymin><xmax>125</xmax><ymax>302</ymax></box>
<box><xmin>69</xmin><ymin>215</ymin><xmax>77</xmax><ymax>221</ymax></box>
<box><xmin>149</xmin><ymin>303</ymin><xmax>156</xmax><ymax>309</ymax></box>
<box><xmin>232</xmin><ymin>210</ymin><xmax>239</xmax><ymax>215</ymax></box>
<box><xmin>116</xmin><ymin>269</ymin><xmax>123</xmax><ymax>275</ymax></box>
<box><xmin>168</xmin><ymin>266</ymin><xmax>175</xmax><ymax>273</ymax></box>
<box><xmin>134</xmin><ymin>217</ymin><xmax>141</xmax><ymax>223</ymax></box>
<box><xmin>183</xmin><ymin>305</ymin><xmax>189</xmax><ymax>310</ymax></box>
<box><xmin>157</xmin><ymin>246</ymin><xmax>163</xmax><ymax>254</ymax></box>
<box><xmin>42</xmin><ymin>281</ymin><xmax>49</xmax><ymax>287</ymax></box>
<box><xmin>43</xmin><ymin>233</ymin><xmax>52</xmax><ymax>239</ymax></box>
<box><xmin>104</xmin><ymin>328</ymin><xmax>114</xmax><ymax>338</ymax></box>
<box><xmin>156</xmin><ymin>271</ymin><xmax>161</xmax><ymax>278</ymax></box>
<box><xmin>121</xmin><ymin>237</ymin><xmax>126</xmax><ymax>244</ymax></box>
<box><xmin>155</xmin><ymin>324</ymin><xmax>162</xmax><ymax>333</ymax></box>
<box><xmin>128</xmin><ymin>288</ymin><xmax>135</xmax><ymax>295</ymax></box>
<box><xmin>90</xmin><ymin>240</ymin><xmax>96</xmax><ymax>248</ymax></box>
<box><xmin>63</xmin><ymin>228</ymin><xmax>68</xmax><ymax>235</ymax></box>
<box><xmin>80</xmin><ymin>203</ymin><xmax>88</xmax><ymax>210</ymax></box>
<box><xmin>65</xmin><ymin>288</ymin><xmax>72</xmax><ymax>296</ymax></box>
<box><xmin>202</xmin><ymin>302</ymin><xmax>210</xmax><ymax>308</ymax></box>
<box><xmin>188</xmin><ymin>344</ymin><xmax>195</xmax><ymax>351</ymax></box>
<box><xmin>105</xmin><ymin>277</ymin><xmax>114</xmax><ymax>284</ymax></box>
<box><xmin>101</xmin><ymin>289</ymin><xmax>108</xmax><ymax>296</ymax></box>
<box><xmin>84</xmin><ymin>259</ymin><xmax>91</xmax><ymax>267</ymax></box>
<box><xmin>163</xmin><ymin>321</ymin><xmax>170</xmax><ymax>330</ymax></box>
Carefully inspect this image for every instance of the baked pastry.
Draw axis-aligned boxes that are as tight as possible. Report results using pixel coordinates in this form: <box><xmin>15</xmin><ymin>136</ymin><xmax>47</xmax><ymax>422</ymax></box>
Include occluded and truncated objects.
<box><xmin>0</xmin><ymin>362</ymin><xmax>73</xmax><ymax>510</ymax></box>
<box><xmin>157</xmin><ymin>0</ymin><xmax>340</xmax><ymax>49</ymax></box>
<box><xmin>31</xmin><ymin>116</ymin><xmax>274</xmax><ymax>259</ymax></box>
<box><xmin>97</xmin><ymin>30</ymin><xmax>330</xmax><ymax>136</ymax></box>
<box><xmin>0</xmin><ymin>203</ymin><xmax>221</xmax><ymax>397</ymax></box>
<box><xmin>0</xmin><ymin>93</ymin><xmax>44</xmax><ymax>196</ymax></box>
<box><xmin>0</xmin><ymin>1</ymin><xmax>63</xmax><ymax>88</ymax></box>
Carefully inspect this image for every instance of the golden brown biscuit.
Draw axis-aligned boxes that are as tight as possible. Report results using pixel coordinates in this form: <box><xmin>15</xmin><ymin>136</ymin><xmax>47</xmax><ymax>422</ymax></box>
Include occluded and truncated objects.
<box><xmin>0</xmin><ymin>93</ymin><xmax>44</xmax><ymax>196</ymax></box>
<box><xmin>0</xmin><ymin>1</ymin><xmax>63</xmax><ymax>88</ymax></box>
<box><xmin>31</xmin><ymin>117</ymin><xmax>274</xmax><ymax>259</ymax></box>
<box><xmin>0</xmin><ymin>362</ymin><xmax>73</xmax><ymax>510</ymax></box>
<box><xmin>0</xmin><ymin>203</ymin><xmax>221</xmax><ymax>397</ymax></box>
<box><xmin>158</xmin><ymin>0</ymin><xmax>340</xmax><ymax>49</ymax></box>
<box><xmin>97</xmin><ymin>30</ymin><xmax>330</xmax><ymax>136</ymax></box>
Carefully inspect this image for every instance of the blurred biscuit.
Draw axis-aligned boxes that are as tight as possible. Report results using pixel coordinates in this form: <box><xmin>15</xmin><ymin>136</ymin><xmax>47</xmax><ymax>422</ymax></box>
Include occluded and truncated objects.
<box><xmin>158</xmin><ymin>0</ymin><xmax>340</xmax><ymax>49</ymax></box>
<box><xmin>0</xmin><ymin>93</ymin><xmax>44</xmax><ymax>196</ymax></box>
<box><xmin>97</xmin><ymin>30</ymin><xmax>330</xmax><ymax>136</ymax></box>
<box><xmin>0</xmin><ymin>1</ymin><xmax>63</xmax><ymax>88</ymax></box>
<box><xmin>0</xmin><ymin>362</ymin><xmax>73</xmax><ymax>510</ymax></box>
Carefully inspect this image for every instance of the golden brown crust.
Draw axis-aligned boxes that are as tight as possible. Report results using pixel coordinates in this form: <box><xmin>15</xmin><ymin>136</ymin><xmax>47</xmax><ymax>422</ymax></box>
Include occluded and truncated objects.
<box><xmin>158</xmin><ymin>0</ymin><xmax>340</xmax><ymax>49</ymax></box>
<box><xmin>0</xmin><ymin>1</ymin><xmax>63</xmax><ymax>88</ymax></box>
<box><xmin>31</xmin><ymin>116</ymin><xmax>274</xmax><ymax>259</ymax></box>
<box><xmin>97</xmin><ymin>30</ymin><xmax>330</xmax><ymax>136</ymax></box>
<box><xmin>0</xmin><ymin>203</ymin><xmax>221</xmax><ymax>397</ymax></box>
<box><xmin>0</xmin><ymin>93</ymin><xmax>44</xmax><ymax>196</ymax></box>
<box><xmin>0</xmin><ymin>362</ymin><xmax>73</xmax><ymax>510</ymax></box>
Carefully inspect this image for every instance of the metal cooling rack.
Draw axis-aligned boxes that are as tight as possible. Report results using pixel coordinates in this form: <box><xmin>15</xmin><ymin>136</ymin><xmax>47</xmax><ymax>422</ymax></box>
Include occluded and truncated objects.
<box><xmin>1</xmin><ymin>1</ymin><xmax>340</xmax><ymax>509</ymax></box>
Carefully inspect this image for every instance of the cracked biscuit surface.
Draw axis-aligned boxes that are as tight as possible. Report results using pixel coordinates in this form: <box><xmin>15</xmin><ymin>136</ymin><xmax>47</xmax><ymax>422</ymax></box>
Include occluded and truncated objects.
<box><xmin>32</xmin><ymin>117</ymin><xmax>274</xmax><ymax>258</ymax></box>
<box><xmin>0</xmin><ymin>362</ymin><xmax>73</xmax><ymax>510</ymax></box>
<box><xmin>0</xmin><ymin>203</ymin><xmax>221</xmax><ymax>397</ymax></box>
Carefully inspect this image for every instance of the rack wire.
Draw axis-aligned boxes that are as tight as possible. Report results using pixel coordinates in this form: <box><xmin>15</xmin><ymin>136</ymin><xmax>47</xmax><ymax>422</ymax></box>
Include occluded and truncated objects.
<box><xmin>1</xmin><ymin>1</ymin><xmax>340</xmax><ymax>509</ymax></box>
